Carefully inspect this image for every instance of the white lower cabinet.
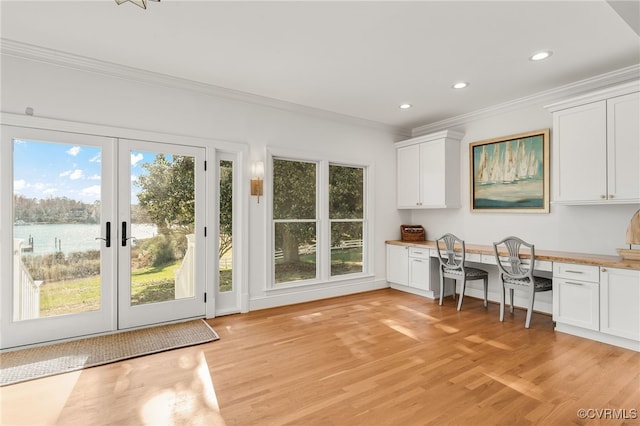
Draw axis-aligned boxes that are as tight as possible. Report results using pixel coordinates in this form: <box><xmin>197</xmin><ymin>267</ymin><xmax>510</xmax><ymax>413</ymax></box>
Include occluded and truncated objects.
<box><xmin>386</xmin><ymin>244</ymin><xmax>438</xmax><ymax>298</ymax></box>
<box><xmin>386</xmin><ymin>244</ymin><xmax>409</xmax><ymax>286</ymax></box>
<box><xmin>600</xmin><ymin>267</ymin><xmax>640</xmax><ymax>341</ymax></box>
<box><xmin>408</xmin><ymin>247</ymin><xmax>431</xmax><ymax>291</ymax></box>
<box><xmin>553</xmin><ymin>277</ymin><xmax>599</xmax><ymax>330</ymax></box>
<box><xmin>553</xmin><ymin>262</ymin><xmax>640</xmax><ymax>351</ymax></box>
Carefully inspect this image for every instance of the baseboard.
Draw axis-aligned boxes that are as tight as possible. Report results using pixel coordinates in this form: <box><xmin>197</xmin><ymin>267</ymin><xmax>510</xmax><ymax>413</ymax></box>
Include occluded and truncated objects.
<box><xmin>555</xmin><ymin>323</ymin><xmax>640</xmax><ymax>352</ymax></box>
<box><xmin>249</xmin><ymin>279</ymin><xmax>389</xmax><ymax>311</ymax></box>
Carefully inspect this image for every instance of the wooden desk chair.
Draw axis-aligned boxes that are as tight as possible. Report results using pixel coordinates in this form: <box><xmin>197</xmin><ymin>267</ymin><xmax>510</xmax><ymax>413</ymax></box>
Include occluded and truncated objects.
<box><xmin>436</xmin><ymin>233</ymin><xmax>489</xmax><ymax>311</ymax></box>
<box><xmin>493</xmin><ymin>236</ymin><xmax>552</xmax><ymax>328</ymax></box>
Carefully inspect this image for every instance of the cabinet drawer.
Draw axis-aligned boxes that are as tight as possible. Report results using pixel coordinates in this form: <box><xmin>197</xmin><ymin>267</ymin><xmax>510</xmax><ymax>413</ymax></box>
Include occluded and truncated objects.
<box><xmin>409</xmin><ymin>247</ymin><xmax>430</xmax><ymax>259</ymax></box>
<box><xmin>553</xmin><ymin>262</ymin><xmax>599</xmax><ymax>282</ymax></box>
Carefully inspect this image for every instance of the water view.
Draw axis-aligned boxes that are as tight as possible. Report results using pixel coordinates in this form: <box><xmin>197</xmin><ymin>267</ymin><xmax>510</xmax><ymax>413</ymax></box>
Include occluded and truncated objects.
<box><xmin>14</xmin><ymin>223</ymin><xmax>158</xmax><ymax>255</ymax></box>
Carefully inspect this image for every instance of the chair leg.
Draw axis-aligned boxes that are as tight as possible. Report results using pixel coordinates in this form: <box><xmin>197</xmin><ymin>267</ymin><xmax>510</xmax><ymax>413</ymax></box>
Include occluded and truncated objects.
<box><xmin>439</xmin><ymin>274</ymin><xmax>444</xmax><ymax>306</ymax></box>
<box><xmin>525</xmin><ymin>289</ymin><xmax>536</xmax><ymax>328</ymax></box>
<box><xmin>483</xmin><ymin>277</ymin><xmax>488</xmax><ymax>308</ymax></box>
<box><xmin>509</xmin><ymin>288</ymin><xmax>515</xmax><ymax>313</ymax></box>
<box><xmin>499</xmin><ymin>284</ymin><xmax>505</xmax><ymax>322</ymax></box>
<box><xmin>457</xmin><ymin>279</ymin><xmax>465</xmax><ymax>311</ymax></box>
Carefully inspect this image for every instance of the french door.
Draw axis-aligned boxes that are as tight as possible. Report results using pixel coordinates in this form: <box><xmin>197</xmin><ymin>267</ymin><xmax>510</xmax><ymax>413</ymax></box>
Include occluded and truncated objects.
<box><xmin>117</xmin><ymin>139</ymin><xmax>206</xmax><ymax>329</ymax></box>
<box><xmin>1</xmin><ymin>127</ymin><xmax>206</xmax><ymax>349</ymax></box>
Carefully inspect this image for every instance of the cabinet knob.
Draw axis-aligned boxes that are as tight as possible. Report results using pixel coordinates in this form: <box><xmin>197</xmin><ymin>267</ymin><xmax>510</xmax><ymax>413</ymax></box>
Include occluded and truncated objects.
<box><xmin>600</xmin><ymin>195</ymin><xmax>606</xmax><ymax>199</ymax></box>
<box><xmin>601</xmin><ymin>268</ymin><xmax>607</xmax><ymax>272</ymax></box>
<box><xmin>609</xmin><ymin>194</ymin><xmax>615</xmax><ymax>199</ymax></box>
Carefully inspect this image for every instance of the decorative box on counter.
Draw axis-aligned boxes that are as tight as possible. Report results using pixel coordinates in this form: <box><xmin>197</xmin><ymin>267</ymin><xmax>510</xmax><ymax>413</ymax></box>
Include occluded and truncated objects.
<box><xmin>400</xmin><ymin>225</ymin><xmax>426</xmax><ymax>241</ymax></box>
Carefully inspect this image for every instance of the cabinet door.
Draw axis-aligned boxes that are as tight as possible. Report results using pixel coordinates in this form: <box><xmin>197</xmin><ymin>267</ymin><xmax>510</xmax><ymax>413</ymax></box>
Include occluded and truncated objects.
<box><xmin>552</xmin><ymin>278</ymin><xmax>599</xmax><ymax>330</ymax></box>
<box><xmin>386</xmin><ymin>244</ymin><xmax>409</xmax><ymax>285</ymax></box>
<box><xmin>553</xmin><ymin>101</ymin><xmax>607</xmax><ymax>202</ymax></box>
<box><xmin>409</xmin><ymin>257</ymin><xmax>430</xmax><ymax>291</ymax></box>
<box><xmin>420</xmin><ymin>140</ymin><xmax>446</xmax><ymax>207</ymax></box>
<box><xmin>607</xmin><ymin>92</ymin><xmax>640</xmax><ymax>202</ymax></box>
<box><xmin>600</xmin><ymin>268</ymin><xmax>640</xmax><ymax>341</ymax></box>
<box><xmin>397</xmin><ymin>144</ymin><xmax>421</xmax><ymax>208</ymax></box>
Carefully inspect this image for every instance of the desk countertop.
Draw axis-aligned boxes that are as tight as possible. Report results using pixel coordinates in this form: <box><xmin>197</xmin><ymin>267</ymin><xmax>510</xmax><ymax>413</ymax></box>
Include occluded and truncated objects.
<box><xmin>385</xmin><ymin>240</ymin><xmax>640</xmax><ymax>271</ymax></box>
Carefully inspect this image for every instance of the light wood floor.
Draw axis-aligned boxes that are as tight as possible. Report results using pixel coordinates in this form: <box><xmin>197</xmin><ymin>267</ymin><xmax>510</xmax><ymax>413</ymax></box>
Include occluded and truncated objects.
<box><xmin>2</xmin><ymin>288</ymin><xmax>639</xmax><ymax>425</ymax></box>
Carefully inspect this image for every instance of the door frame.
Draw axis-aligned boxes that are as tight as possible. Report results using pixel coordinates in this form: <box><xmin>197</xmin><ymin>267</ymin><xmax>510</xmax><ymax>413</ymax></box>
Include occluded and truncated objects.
<box><xmin>0</xmin><ymin>113</ymin><xmax>249</xmax><ymax>348</ymax></box>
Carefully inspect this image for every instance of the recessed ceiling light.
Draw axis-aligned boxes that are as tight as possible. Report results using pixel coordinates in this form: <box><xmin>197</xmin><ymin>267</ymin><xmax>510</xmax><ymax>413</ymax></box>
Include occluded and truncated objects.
<box><xmin>399</xmin><ymin>103</ymin><xmax>412</xmax><ymax>109</ymax></box>
<box><xmin>530</xmin><ymin>51</ymin><xmax>553</xmax><ymax>61</ymax></box>
<box><xmin>452</xmin><ymin>82</ymin><xmax>468</xmax><ymax>89</ymax></box>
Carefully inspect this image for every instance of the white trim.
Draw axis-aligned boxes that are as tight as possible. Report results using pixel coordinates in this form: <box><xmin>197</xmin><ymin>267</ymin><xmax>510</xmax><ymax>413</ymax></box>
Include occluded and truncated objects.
<box><xmin>544</xmin><ymin>80</ymin><xmax>640</xmax><ymax>112</ymax></box>
<box><xmin>0</xmin><ymin>112</ymin><xmax>247</xmax><ymax>153</ymax></box>
<box><xmin>1</xmin><ymin>38</ymin><xmax>410</xmax><ymax>138</ymax></box>
<box><xmin>412</xmin><ymin>64</ymin><xmax>640</xmax><ymax>136</ymax></box>
<box><xmin>555</xmin><ymin>322</ymin><xmax>640</xmax><ymax>352</ymax></box>
<box><xmin>265</xmin><ymin>148</ymin><xmax>373</xmax><ymax>292</ymax></box>
<box><xmin>250</xmin><ymin>278</ymin><xmax>388</xmax><ymax>311</ymax></box>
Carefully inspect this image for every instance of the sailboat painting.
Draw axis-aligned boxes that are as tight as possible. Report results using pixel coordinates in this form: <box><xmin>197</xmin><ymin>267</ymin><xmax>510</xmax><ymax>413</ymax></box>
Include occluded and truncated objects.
<box><xmin>470</xmin><ymin>129</ymin><xmax>550</xmax><ymax>213</ymax></box>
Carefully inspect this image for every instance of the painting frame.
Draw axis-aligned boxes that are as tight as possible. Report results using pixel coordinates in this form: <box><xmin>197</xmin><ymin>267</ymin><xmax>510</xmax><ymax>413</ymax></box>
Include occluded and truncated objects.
<box><xmin>469</xmin><ymin>129</ymin><xmax>550</xmax><ymax>213</ymax></box>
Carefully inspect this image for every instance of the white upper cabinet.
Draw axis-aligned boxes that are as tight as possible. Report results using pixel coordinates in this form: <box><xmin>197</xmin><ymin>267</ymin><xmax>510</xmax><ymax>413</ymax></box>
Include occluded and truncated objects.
<box><xmin>607</xmin><ymin>92</ymin><xmax>640</xmax><ymax>202</ymax></box>
<box><xmin>547</xmin><ymin>82</ymin><xmax>640</xmax><ymax>204</ymax></box>
<box><xmin>396</xmin><ymin>130</ymin><xmax>464</xmax><ymax>209</ymax></box>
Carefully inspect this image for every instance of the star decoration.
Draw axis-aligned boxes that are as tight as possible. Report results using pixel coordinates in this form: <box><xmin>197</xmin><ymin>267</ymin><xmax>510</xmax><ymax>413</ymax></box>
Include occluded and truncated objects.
<box><xmin>115</xmin><ymin>0</ymin><xmax>160</xmax><ymax>10</ymax></box>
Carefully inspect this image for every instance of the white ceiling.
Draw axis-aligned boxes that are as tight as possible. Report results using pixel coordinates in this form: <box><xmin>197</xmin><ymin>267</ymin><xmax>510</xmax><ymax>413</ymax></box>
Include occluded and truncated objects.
<box><xmin>1</xmin><ymin>1</ymin><xmax>639</xmax><ymax>132</ymax></box>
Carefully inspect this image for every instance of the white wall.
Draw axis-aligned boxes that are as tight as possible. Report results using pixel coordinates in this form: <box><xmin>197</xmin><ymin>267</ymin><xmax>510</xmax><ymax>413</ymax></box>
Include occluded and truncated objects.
<box><xmin>1</xmin><ymin>54</ymin><xmax>407</xmax><ymax>311</ymax></box>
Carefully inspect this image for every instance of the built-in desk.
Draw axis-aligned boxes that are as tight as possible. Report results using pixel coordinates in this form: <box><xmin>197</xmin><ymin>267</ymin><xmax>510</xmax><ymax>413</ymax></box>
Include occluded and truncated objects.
<box><xmin>386</xmin><ymin>240</ymin><xmax>640</xmax><ymax>271</ymax></box>
<box><xmin>385</xmin><ymin>240</ymin><xmax>640</xmax><ymax>351</ymax></box>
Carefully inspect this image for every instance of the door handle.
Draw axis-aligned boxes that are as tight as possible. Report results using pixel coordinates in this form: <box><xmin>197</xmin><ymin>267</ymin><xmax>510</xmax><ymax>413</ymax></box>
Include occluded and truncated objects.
<box><xmin>95</xmin><ymin>221</ymin><xmax>111</xmax><ymax>247</ymax></box>
<box><xmin>122</xmin><ymin>221</ymin><xmax>136</xmax><ymax>246</ymax></box>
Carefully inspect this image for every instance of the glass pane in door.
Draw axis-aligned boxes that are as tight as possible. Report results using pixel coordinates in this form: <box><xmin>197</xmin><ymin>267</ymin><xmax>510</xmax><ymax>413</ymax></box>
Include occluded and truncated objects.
<box><xmin>12</xmin><ymin>140</ymin><xmax>103</xmax><ymax>320</ymax></box>
<box><xmin>219</xmin><ymin>160</ymin><xmax>233</xmax><ymax>292</ymax></box>
<box><xmin>129</xmin><ymin>152</ymin><xmax>196</xmax><ymax>305</ymax></box>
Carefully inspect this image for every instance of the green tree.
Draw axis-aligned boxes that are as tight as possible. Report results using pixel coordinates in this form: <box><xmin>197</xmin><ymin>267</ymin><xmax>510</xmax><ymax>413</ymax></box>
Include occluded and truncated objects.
<box><xmin>273</xmin><ymin>159</ymin><xmax>316</xmax><ymax>263</ymax></box>
<box><xmin>329</xmin><ymin>165</ymin><xmax>363</xmax><ymax>246</ymax></box>
<box><xmin>219</xmin><ymin>161</ymin><xmax>233</xmax><ymax>258</ymax></box>
<box><xmin>136</xmin><ymin>154</ymin><xmax>195</xmax><ymax>235</ymax></box>
<box><xmin>135</xmin><ymin>155</ymin><xmax>234</xmax><ymax>259</ymax></box>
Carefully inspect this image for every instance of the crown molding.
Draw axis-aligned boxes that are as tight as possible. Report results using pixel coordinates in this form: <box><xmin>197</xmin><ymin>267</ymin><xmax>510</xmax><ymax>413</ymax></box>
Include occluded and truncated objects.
<box><xmin>0</xmin><ymin>38</ymin><xmax>411</xmax><ymax>138</ymax></box>
<box><xmin>412</xmin><ymin>64</ymin><xmax>640</xmax><ymax>137</ymax></box>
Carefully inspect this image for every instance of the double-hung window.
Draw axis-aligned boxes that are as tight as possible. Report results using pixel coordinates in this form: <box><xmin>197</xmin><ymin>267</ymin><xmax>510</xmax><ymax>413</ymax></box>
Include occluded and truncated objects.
<box><xmin>271</xmin><ymin>155</ymin><xmax>367</xmax><ymax>286</ymax></box>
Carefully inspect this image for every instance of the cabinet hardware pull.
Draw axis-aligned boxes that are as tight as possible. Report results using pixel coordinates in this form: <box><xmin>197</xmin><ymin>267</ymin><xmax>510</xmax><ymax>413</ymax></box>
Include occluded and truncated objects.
<box><xmin>609</xmin><ymin>194</ymin><xmax>615</xmax><ymax>199</ymax></box>
<box><xmin>601</xmin><ymin>268</ymin><xmax>607</xmax><ymax>272</ymax></box>
<box><xmin>565</xmin><ymin>281</ymin><xmax>584</xmax><ymax>286</ymax></box>
<box><xmin>565</xmin><ymin>270</ymin><xmax>584</xmax><ymax>274</ymax></box>
<box><xmin>600</xmin><ymin>195</ymin><xmax>606</xmax><ymax>199</ymax></box>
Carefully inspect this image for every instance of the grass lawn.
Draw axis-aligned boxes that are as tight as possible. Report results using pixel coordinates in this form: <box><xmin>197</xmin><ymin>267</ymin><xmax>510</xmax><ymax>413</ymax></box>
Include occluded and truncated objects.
<box><xmin>39</xmin><ymin>260</ymin><xmax>182</xmax><ymax>316</ymax></box>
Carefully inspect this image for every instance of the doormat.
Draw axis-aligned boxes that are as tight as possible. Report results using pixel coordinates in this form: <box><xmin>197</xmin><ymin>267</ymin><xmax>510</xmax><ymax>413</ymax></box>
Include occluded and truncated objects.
<box><xmin>0</xmin><ymin>319</ymin><xmax>219</xmax><ymax>386</ymax></box>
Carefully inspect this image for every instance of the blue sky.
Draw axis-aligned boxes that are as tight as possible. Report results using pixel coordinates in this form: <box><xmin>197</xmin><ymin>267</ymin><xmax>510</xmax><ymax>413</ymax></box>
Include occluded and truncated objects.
<box><xmin>13</xmin><ymin>140</ymin><xmax>154</xmax><ymax>204</ymax></box>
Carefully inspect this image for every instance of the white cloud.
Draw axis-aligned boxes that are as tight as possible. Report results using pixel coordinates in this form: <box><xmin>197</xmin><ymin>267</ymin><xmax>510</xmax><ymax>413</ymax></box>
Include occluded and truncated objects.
<box><xmin>131</xmin><ymin>153</ymin><xmax>144</xmax><ymax>167</ymax></box>
<box><xmin>43</xmin><ymin>188</ymin><xmax>58</xmax><ymax>196</ymax></box>
<box><xmin>14</xmin><ymin>179</ymin><xmax>26</xmax><ymax>191</ymax></box>
<box><xmin>88</xmin><ymin>174</ymin><xmax>101</xmax><ymax>181</ymax></box>
<box><xmin>69</xmin><ymin>169</ymin><xmax>84</xmax><ymax>180</ymax></box>
<box><xmin>61</xmin><ymin>169</ymin><xmax>84</xmax><ymax>180</ymax></box>
<box><xmin>89</xmin><ymin>153</ymin><xmax>101</xmax><ymax>163</ymax></box>
<box><xmin>67</xmin><ymin>146</ymin><xmax>81</xmax><ymax>156</ymax></box>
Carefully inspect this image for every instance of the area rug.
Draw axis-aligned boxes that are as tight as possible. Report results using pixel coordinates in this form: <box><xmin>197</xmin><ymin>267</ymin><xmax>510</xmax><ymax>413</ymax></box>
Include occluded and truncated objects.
<box><xmin>0</xmin><ymin>319</ymin><xmax>219</xmax><ymax>386</ymax></box>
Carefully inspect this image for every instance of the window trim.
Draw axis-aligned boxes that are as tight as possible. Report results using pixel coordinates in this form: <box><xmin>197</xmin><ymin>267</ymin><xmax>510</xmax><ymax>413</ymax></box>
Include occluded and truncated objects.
<box><xmin>265</xmin><ymin>148</ymin><xmax>373</xmax><ymax>290</ymax></box>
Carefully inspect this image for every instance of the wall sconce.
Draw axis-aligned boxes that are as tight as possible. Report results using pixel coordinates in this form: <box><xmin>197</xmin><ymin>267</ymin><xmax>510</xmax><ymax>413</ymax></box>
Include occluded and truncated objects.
<box><xmin>251</xmin><ymin>161</ymin><xmax>264</xmax><ymax>203</ymax></box>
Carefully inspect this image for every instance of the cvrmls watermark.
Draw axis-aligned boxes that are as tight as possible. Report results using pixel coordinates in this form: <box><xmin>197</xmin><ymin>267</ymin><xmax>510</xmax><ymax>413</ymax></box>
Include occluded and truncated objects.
<box><xmin>577</xmin><ymin>408</ymin><xmax>638</xmax><ymax>420</ymax></box>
